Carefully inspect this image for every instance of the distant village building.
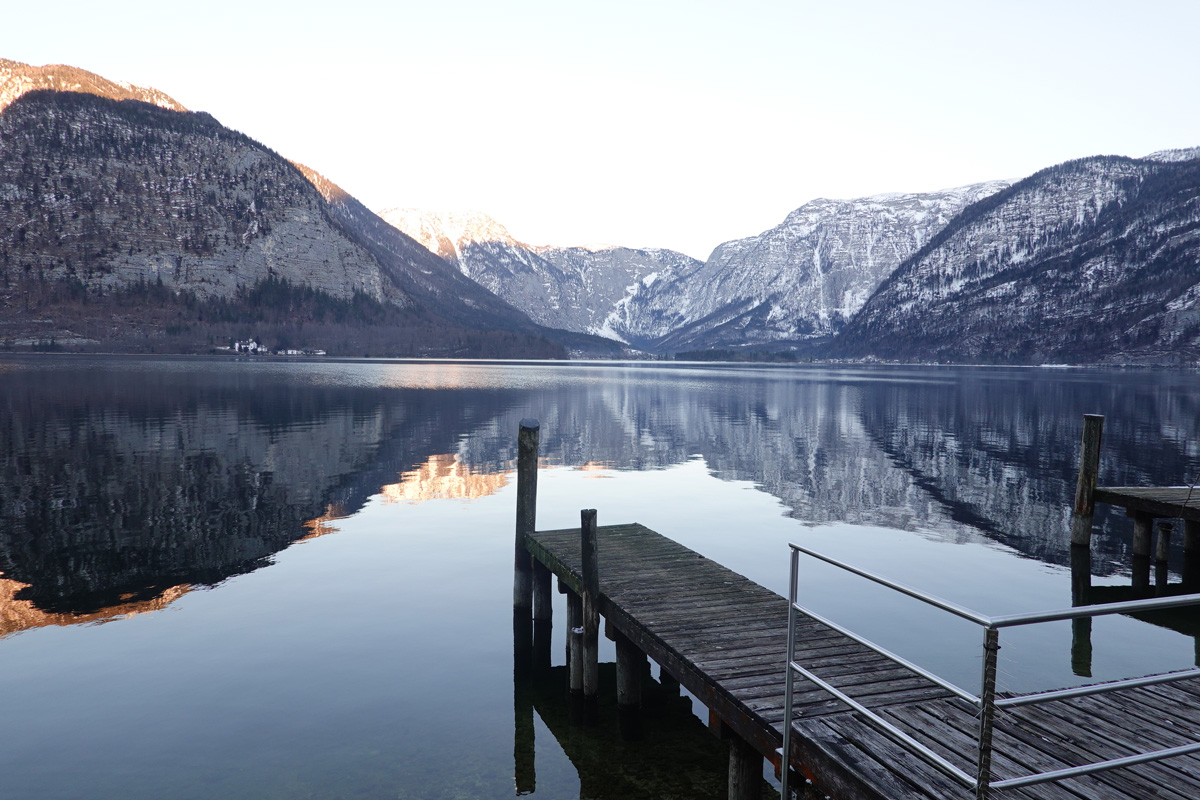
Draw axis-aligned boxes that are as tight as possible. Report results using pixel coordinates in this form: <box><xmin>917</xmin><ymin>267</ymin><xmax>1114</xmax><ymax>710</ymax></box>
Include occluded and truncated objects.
<box><xmin>224</xmin><ymin>340</ymin><xmax>324</xmax><ymax>356</ymax></box>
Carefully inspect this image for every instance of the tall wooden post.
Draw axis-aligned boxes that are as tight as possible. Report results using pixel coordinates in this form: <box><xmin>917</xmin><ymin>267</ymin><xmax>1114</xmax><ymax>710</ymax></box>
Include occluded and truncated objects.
<box><xmin>581</xmin><ymin>508</ymin><xmax>600</xmax><ymax>699</ymax></box>
<box><xmin>514</xmin><ymin>419</ymin><xmax>539</xmax><ymax>611</ymax></box>
<box><xmin>1070</xmin><ymin>415</ymin><xmax>1104</xmax><ymax>547</ymax></box>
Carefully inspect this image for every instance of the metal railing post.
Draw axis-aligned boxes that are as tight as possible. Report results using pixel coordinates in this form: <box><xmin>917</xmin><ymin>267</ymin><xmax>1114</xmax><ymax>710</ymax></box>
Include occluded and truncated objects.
<box><xmin>976</xmin><ymin>626</ymin><xmax>1000</xmax><ymax>800</ymax></box>
<box><xmin>781</xmin><ymin>548</ymin><xmax>799</xmax><ymax>800</ymax></box>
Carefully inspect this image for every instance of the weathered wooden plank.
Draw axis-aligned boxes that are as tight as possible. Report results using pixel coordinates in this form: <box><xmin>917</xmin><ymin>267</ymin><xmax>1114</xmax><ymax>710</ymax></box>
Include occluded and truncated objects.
<box><xmin>999</xmin><ymin>699</ymin><xmax>1200</xmax><ymax>800</ymax></box>
<box><xmin>716</xmin><ymin>663</ymin><xmax>911</xmax><ymax>693</ymax></box>
<box><xmin>1049</xmin><ymin>693</ymin><xmax>1200</xmax><ymax>792</ymax></box>
<box><xmin>893</xmin><ymin>700</ymin><xmax>1135</xmax><ymax>800</ymax></box>
<box><xmin>793</xmin><ymin>713</ymin><xmax>970</xmax><ymax>800</ymax></box>
<box><xmin>756</xmin><ymin>685</ymin><xmax>954</xmax><ymax>723</ymax></box>
<box><xmin>1095</xmin><ymin>486</ymin><xmax>1200</xmax><ymax>522</ymax></box>
<box><xmin>880</xmin><ymin>704</ymin><xmax>1089</xmax><ymax>800</ymax></box>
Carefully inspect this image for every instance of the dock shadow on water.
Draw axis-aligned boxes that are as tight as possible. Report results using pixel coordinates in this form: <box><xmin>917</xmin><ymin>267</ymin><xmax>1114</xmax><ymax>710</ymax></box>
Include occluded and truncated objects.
<box><xmin>513</xmin><ymin>618</ymin><xmax>784</xmax><ymax>800</ymax></box>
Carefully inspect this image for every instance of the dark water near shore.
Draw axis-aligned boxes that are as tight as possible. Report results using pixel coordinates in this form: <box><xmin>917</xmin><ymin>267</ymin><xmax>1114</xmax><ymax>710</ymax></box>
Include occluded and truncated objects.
<box><xmin>2</xmin><ymin>356</ymin><xmax>1200</xmax><ymax>799</ymax></box>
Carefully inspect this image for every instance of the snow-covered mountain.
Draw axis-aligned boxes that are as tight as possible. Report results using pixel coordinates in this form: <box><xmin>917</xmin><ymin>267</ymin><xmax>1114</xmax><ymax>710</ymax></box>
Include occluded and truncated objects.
<box><xmin>833</xmin><ymin>153</ymin><xmax>1200</xmax><ymax>363</ymax></box>
<box><xmin>383</xmin><ymin>184</ymin><xmax>1011</xmax><ymax>353</ymax></box>
<box><xmin>535</xmin><ymin>244</ymin><xmax>703</xmax><ymax>342</ymax></box>
<box><xmin>1146</xmin><ymin>147</ymin><xmax>1200</xmax><ymax>163</ymax></box>
<box><xmin>620</xmin><ymin>182</ymin><xmax>1011</xmax><ymax>353</ymax></box>
<box><xmin>378</xmin><ymin>209</ymin><xmax>702</xmax><ymax>339</ymax></box>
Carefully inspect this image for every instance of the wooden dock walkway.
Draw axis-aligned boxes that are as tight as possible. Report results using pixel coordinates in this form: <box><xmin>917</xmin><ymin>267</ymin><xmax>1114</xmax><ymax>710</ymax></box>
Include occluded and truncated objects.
<box><xmin>526</xmin><ymin>521</ymin><xmax>1200</xmax><ymax>800</ymax></box>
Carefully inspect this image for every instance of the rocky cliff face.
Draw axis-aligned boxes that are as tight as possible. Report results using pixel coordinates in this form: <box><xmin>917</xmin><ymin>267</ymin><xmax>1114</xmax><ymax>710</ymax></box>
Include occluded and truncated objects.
<box><xmin>0</xmin><ymin>90</ymin><xmax>403</xmax><ymax>304</ymax></box>
<box><xmin>833</xmin><ymin>155</ymin><xmax>1200</xmax><ymax>363</ymax></box>
<box><xmin>378</xmin><ymin>208</ymin><xmax>701</xmax><ymax>339</ymax></box>
<box><xmin>535</xmin><ymin>245</ymin><xmax>703</xmax><ymax>343</ymax></box>
<box><xmin>620</xmin><ymin>182</ymin><xmax>1010</xmax><ymax>353</ymax></box>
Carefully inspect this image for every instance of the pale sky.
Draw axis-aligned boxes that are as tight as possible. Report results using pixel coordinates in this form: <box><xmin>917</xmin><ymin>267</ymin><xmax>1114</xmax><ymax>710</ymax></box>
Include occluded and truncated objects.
<box><xmin>5</xmin><ymin>0</ymin><xmax>1198</xmax><ymax>259</ymax></box>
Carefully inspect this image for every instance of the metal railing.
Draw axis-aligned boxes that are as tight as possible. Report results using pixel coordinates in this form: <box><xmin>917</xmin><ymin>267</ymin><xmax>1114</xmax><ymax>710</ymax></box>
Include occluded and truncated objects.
<box><xmin>779</xmin><ymin>544</ymin><xmax>1200</xmax><ymax>800</ymax></box>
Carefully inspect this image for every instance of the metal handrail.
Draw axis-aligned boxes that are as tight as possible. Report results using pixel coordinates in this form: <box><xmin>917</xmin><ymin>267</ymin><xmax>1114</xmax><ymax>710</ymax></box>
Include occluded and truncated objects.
<box><xmin>793</xmin><ymin>544</ymin><xmax>993</xmax><ymax>626</ymax></box>
<box><xmin>779</xmin><ymin>544</ymin><xmax>1200</xmax><ymax>800</ymax></box>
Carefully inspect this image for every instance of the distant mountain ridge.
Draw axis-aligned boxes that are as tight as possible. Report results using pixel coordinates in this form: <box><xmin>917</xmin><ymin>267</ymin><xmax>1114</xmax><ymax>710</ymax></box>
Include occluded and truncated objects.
<box><xmin>833</xmin><ymin>153</ymin><xmax>1200</xmax><ymax>363</ymax></box>
<box><xmin>386</xmin><ymin>149</ymin><xmax>1200</xmax><ymax>364</ymax></box>
<box><xmin>1146</xmin><ymin>147</ymin><xmax>1200</xmax><ymax>163</ymax></box>
<box><xmin>379</xmin><ymin>208</ymin><xmax>702</xmax><ymax>339</ymax></box>
<box><xmin>619</xmin><ymin>181</ymin><xmax>1012</xmax><ymax>352</ymax></box>
<box><xmin>382</xmin><ymin>183</ymin><xmax>1011</xmax><ymax>352</ymax></box>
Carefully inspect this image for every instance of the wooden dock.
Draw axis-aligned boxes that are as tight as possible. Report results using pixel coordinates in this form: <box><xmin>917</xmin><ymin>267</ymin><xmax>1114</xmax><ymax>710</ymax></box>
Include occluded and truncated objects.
<box><xmin>510</xmin><ymin>417</ymin><xmax>1200</xmax><ymax>800</ymax></box>
<box><xmin>525</xmin><ymin>521</ymin><xmax>1200</xmax><ymax>800</ymax></box>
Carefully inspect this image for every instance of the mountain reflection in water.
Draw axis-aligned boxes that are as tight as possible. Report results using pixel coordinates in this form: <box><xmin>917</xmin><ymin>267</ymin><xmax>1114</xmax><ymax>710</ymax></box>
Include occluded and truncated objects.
<box><xmin>3</xmin><ymin>358</ymin><xmax>1200</xmax><ymax>635</ymax></box>
<box><xmin>5</xmin><ymin>357</ymin><xmax>1200</xmax><ymax>799</ymax></box>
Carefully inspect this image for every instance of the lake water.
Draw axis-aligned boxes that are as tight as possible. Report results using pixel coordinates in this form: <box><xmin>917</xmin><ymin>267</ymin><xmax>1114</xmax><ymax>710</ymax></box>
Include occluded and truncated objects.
<box><xmin>3</xmin><ymin>356</ymin><xmax>1200</xmax><ymax>799</ymax></box>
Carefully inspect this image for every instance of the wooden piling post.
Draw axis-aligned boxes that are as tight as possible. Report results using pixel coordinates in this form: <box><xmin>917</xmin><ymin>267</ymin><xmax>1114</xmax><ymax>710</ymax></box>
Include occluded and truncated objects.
<box><xmin>1070</xmin><ymin>415</ymin><xmax>1104</xmax><ymax>547</ymax></box>
<box><xmin>569</xmin><ymin>626</ymin><xmax>584</xmax><ymax>695</ymax></box>
<box><xmin>566</xmin><ymin>589</ymin><xmax>582</xmax><ymax>685</ymax></box>
<box><xmin>727</xmin><ymin>732</ymin><xmax>763</xmax><ymax>800</ymax></box>
<box><xmin>1185</xmin><ymin>520</ymin><xmax>1200</xmax><ymax>589</ymax></box>
<box><xmin>533</xmin><ymin>619</ymin><xmax>552</xmax><ymax>678</ymax></box>
<box><xmin>533</xmin><ymin>560</ymin><xmax>552</xmax><ymax>622</ymax></box>
<box><xmin>1156</xmin><ymin>521</ymin><xmax>1174</xmax><ymax>562</ymax></box>
<box><xmin>615</xmin><ymin>631</ymin><xmax>646</xmax><ymax>709</ymax></box>
<box><xmin>514</xmin><ymin>420</ymin><xmax>540</xmax><ymax>611</ymax></box>
<box><xmin>1131</xmin><ymin>511</ymin><xmax>1153</xmax><ymax>591</ymax></box>
<box><xmin>1156</xmin><ymin>521</ymin><xmax>1174</xmax><ymax>592</ymax></box>
<box><xmin>581</xmin><ymin>508</ymin><xmax>600</xmax><ymax>699</ymax></box>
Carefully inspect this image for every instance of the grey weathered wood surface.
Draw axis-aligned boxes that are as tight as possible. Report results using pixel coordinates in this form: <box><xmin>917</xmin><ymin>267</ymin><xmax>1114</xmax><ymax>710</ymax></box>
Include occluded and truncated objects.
<box><xmin>527</xmin><ymin>522</ymin><xmax>1200</xmax><ymax>800</ymax></box>
<box><xmin>1094</xmin><ymin>486</ymin><xmax>1200</xmax><ymax>522</ymax></box>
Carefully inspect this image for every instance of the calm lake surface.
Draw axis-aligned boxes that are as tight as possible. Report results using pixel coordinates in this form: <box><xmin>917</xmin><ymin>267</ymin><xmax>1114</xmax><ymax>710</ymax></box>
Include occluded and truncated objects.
<box><xmin>3</xmin><ymin>355</ymin><xmax>1200</xmax><ymax>799</ymax></box>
